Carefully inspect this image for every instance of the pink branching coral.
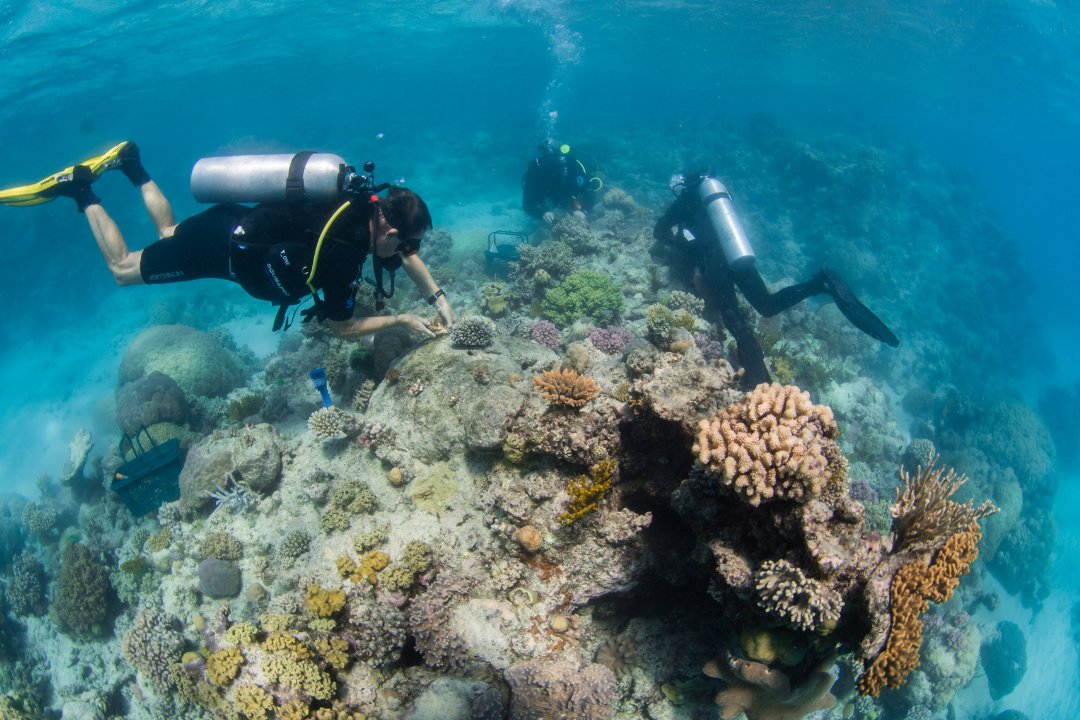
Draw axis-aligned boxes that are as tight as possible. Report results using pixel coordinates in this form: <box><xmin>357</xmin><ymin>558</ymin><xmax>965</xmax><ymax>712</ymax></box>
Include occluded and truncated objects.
<box><xmin>692</xmin><ymin>383</ymin><xmax>843</xmax><ymax>506</ymax></box>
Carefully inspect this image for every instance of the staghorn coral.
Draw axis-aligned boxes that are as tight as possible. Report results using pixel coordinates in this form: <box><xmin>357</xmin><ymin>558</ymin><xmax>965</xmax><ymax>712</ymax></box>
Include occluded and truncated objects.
<box><xmin>450</xmin><ymin>315</ymin><xmax>497</xmax><ymax>348</ymax></box>
<box><xmin>858</xmin><ymin>523</ymin><xmax>983</xmax><ymax>697</ymax></box>
<box><xmin>559</xmin><ymin>459</ymin><xmax>616</xmax><ymax>524</ymax></box>
<box><xmin>693</xmin><ymin>383</ymin><xmax>844</xmax><ymax>506</ymax></box>
<box><xmin>308</xmin><ymin>406</ymin><xmax>361</xmax><ymax>440</ymax></box>
<box><xmin>753</xmin><ymin>559</ymin><xmax>843</xmax><ymax>633</ymax></box>
<box><xmin>505</xmin><ymin>658</ymin><xmax>616</xmax><ymax>720</ymax></box>
<box><xmin>279</xmin><ymin>530</ymin><xmax>312</xmax><ymax>562</ymax></box>
<box><xmin>534</xmin><ymin>368</ymin><xmax>600</xmax><ymax>408</ymax></box>
<box><xmin>890</xmin><ymin>453</ymin><xmax>998</xmax><ymax>552</ymax></box>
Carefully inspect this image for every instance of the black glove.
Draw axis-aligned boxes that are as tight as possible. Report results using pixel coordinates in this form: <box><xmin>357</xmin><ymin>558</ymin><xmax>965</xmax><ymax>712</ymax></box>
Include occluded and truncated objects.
<box><xmin>653</xmin><ymin>220</ymin><xmax>671</xmax><ymax>242</ymax></box>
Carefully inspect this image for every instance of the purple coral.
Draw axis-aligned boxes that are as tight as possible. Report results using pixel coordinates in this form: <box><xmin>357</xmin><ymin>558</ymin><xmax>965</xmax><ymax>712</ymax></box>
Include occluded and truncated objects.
<box><xmin>586</xmin><ymin>325</ymin><xmax>635</xmax><ymax>355</ymax></box>
<box><xmin>694</xmin><ymin>333</ymin><xmax>726</xmax><ymax>361</ymax></box>
<box><xmin>528</xmin><ymin>320</ymin><xmax>561</xmax><ymax>351</ymax></box>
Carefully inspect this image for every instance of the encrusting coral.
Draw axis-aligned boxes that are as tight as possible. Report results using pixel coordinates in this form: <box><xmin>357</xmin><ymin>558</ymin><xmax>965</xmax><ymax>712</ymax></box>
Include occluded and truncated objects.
<box><xmin>533</xmin><ymin>367</ymin><xmax>600</xmax><ymax>408</ymax></box>
<box><xmin>692</xmin><ymin>383</ymin><xmax>844</xmax><ymax>506</ymax></box>
<box><xmin>857</xmin><ymin>523</ymin><xmax>984</xmax><ymax>697</ymax></box>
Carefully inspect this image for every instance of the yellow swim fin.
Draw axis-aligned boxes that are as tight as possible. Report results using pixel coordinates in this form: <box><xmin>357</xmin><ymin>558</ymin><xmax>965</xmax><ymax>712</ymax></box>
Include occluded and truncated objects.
<box><xmin>0</xmin><ymin>141</ymin><xmax>131</xmax><ymax>207</ymax></box>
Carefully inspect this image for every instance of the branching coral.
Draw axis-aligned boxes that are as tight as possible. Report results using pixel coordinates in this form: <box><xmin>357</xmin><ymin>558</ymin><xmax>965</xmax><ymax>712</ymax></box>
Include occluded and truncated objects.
<box><xmin>533</xmin><ymin>368</ymin><xmax>600</xmax><ymax>408</ymax></box>
<box><xmin>693</xmin><ymin>384</ymin><xmax>843</xmax><ymax>506</ymax></box>
<box><xmin>450</xmin><ymin>315</ymin><xmax>497</xmax><ymax>348</ymax></box>
<box><xmin>308</xmin><ymin>406</ymin><xmax>361</xmax><ymax>440</ymax></box>
<box><xmin>53</xmin><ymin>543</ymin><xmax>111</xmax><ymax>637</ymax></box>
<box><xmin>890</xmin><ymin>453</ymin><xmax>998</xmax><ymax>552</ymax></box>
<box><xmin>558</xmin><ymin>459</ymin><xmax>616</xmax><ymax>524</ymax></box>
<box><xmin>121</xmin><ymin>609</ymin><xmax>184</xmax><ymax>691</ymax></box>
<box><xmin>857</xmin><ymin>523</ymin><xmax>984</xmax><ymax>697</ymax></box>
<box><xmin>753</xmin><ymin>559</ymin><xmax>843</xmax><ymax>633</ymax></box>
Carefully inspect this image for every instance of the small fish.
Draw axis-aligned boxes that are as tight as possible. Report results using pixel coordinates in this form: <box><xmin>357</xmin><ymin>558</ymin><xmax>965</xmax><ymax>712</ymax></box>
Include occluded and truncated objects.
<box><xmin>375</xmin><ymin>133</ymin><xmax>384</xmax><ymax>140</ymax></box>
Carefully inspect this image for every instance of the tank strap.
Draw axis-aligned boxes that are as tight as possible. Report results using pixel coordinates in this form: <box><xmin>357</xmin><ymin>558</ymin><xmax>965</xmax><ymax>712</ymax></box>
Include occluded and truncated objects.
<box><xmin>700</xmin><ymin>190</ymin><xmax>732</xmax><ymax>204</ymax></box>
<box><xmin>286</xmin><ymin>151</ymin><xmax>316</xmax><ymax>202</ymax></box>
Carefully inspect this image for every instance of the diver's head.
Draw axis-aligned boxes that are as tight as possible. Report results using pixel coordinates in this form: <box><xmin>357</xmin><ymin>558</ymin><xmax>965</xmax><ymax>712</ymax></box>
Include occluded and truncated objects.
<box><xmin>374</xmin><ymin>187</ymin><xmax>432</xmax><ymax>258</ymax></box>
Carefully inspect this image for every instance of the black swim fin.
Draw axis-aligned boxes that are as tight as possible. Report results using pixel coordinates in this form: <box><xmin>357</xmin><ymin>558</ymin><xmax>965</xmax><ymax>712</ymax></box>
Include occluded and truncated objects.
<box><xmin>820</xmin><ymin>268</ymin><xmax>899</xmax><ymax>347</ymax></box>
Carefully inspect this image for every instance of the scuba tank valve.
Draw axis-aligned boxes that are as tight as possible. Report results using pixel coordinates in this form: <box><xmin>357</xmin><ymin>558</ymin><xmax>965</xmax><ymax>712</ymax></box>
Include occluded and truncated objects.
<box><xmin>191</xmin><ymin>152</ymin><xmax>349</xmax><ymax>204</ymax></box>
<box><xmin>697</xmin><ymin>176</ymin><xmax>756</xmax><ymax>271</ymax></box>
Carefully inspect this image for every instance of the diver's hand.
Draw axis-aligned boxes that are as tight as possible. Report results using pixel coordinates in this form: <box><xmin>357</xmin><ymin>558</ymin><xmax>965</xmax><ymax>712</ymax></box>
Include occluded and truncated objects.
<box><xmin>435</xmin><ymin>299</ymin><xmax>455</xmax><ymax>329</ymax></box>
<box><xmin>542</xmin><ymin>211</ymin><xmax>555</xmax><ymax>226</ymax></box>
<box><xmin>397</xmin><ymin>313</ymin><xmax>436</xmax><ymax>338</ymax></box>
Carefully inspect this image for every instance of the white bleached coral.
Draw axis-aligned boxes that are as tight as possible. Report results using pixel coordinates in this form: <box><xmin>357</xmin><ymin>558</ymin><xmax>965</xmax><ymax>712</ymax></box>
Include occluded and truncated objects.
<box><xmin>692</xmin><ymin>383</ymin><xmax>843</xmax><ymax>506</ymax></box>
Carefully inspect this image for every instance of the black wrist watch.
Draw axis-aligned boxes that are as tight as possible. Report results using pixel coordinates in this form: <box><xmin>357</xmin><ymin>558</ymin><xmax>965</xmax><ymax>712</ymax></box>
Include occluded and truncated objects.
<box><xmin>427</xmin><ymin>289</ymin><xmax>445</xmax><ymax>305</ymax></box>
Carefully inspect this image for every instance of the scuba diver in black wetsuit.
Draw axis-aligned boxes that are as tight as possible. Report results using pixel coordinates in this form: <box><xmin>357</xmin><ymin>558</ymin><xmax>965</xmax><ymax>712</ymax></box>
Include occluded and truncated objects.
<box><xmin>522</xmin><ymin>140</ymin><xmax>601</xmax><ymax>225</ymax></box>
<box><xmin>3</xmin><ymin>143</ymin><xmax>455</xmax><ymax>338</ymax></box>
<box><xmin>653</xmin><ymin>171</ymin><xmax>898</xmax><ymax>388</ymax></box>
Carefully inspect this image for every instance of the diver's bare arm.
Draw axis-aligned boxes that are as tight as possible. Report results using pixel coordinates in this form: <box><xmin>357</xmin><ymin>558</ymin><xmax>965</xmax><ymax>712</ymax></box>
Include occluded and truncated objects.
<box><xmin>401</xmin><ymin>254</ymin><xmax>454</xmax><ymax>327</ymax></box>
<box><xmin>327</xmin><ymin>314</ymin><xmax>434</xmax><ymax>340</ymax></box>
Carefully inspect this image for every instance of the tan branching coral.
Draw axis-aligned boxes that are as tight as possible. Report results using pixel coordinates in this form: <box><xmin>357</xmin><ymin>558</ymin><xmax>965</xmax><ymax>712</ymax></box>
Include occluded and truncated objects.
<box><xmin>307</xmin><ymin>406</ymin><xmax>361</xmax><ymax>440</ymax></box>
<box><xmin>753</xmin><ymin>559</ymin><xmax>843</xmax><ymax>633</ymax></box>
<box><xmin>857</xmin><ymin>523</ymin><xmax>983</xmax><ymax>697</ymax></box>
<box><xmin>889</xmin><ymin>453</ymin><xmax>998</xmax><ymax>552</ymax></box>
<box><xmin>693</xmin><ymin>384</ymin><xmax>843</xmax><ymax>506</ymax></box>
<box><xmin>534</xmin><ymin>368</ymin><xmax>600</xmax><ymax>408</ymax></box>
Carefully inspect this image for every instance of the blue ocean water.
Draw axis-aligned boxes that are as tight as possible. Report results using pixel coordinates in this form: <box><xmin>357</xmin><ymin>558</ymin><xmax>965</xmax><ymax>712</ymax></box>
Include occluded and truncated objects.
<box><xmin>0</xmin><ymin>1</ymin><xmax>1077</xmax><ymax>718</ymax></box>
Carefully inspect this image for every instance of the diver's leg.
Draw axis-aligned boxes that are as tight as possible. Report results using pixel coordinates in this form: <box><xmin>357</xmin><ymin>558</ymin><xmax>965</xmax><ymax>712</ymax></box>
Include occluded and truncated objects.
<box><xmin>736</xmin><ymin>266</ymin><xmax>825</xmax><ymax>317</ymax></box>
<box><xmin>702</xmin><ymin>265</ymin><xmax>771</xmax><ymax>388</ymax></box>
<box><xmin>138</xmin><ymin>181</ymin><xmax>176</xmax><ymax>238</ymax></box>
<box><xmin>83</xmin><ymin>204</ymin><xmax>145</xmax><ymax>286</ymax></box>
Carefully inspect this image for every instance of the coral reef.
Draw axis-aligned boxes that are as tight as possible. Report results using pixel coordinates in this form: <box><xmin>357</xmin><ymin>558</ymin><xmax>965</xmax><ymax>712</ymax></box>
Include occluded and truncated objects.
<box><xmin>5</xmin><ymin>551</ymin><xmax>46</xmax><ymax>616</ymax></box>
<box><xmin>121</xmin><ymin>610</ymin><xmax>184</xmax><ymax>691</ymax></box>
<box><xmin>753</xmin><ymin>559</ymin><xmax>843</xmax><ymax>633</ymax></box>
<box><xmin>505</xmin><ymin>658</ymin><xmax>616</xmax><ymax>720</ymax></box>
<box><xmin>693</xmin><ymin>383</ymin><xmax>844</xmax><ymax>506</ymax></box>
<box><xmin>117</xmin><ymin>324</ymin><xmax>250</xmax><ymax>398</ymax></box>
<box><xmin>889</xmin><ymin>453</ymin><xmax>997</xmax><ymax>552</ymax></box>
<box><xmin>308</xmin><ymin>406</ymin><xmax>362</xmax><ymax>440</ymax></box>
<box><xmin>527</xmin><ymin>319</ymin><xmax>561</xmax><ymax>350</ymax></box>
<box><xmin>533</xmin><ymin>368</ymin><xmax>600</xmax><ymax>408</ymax></box>
<box><xmin>703</xmin><ymin>651</ymin><xmax>836</xmax><ymax>720</ymax></box>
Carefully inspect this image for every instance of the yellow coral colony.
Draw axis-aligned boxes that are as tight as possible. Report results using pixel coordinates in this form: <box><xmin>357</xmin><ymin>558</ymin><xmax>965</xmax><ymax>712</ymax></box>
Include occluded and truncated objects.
<box><xmin>559</xmin><ymin>458</ymin><xmax>616</xmax><ymax>524</ymax></box>
<box><xmin>533</xmin><ymin>368</ymin><xmax>601</xmax><ymax>408</ymax></box>
<box><xmin>304</xmin><ymin>584</ymin><xmax>347</xmax><ymax>617</ymax></box>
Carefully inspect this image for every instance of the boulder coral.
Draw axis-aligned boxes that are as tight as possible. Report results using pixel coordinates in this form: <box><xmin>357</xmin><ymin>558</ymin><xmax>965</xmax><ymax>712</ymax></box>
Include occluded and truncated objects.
<box><xmin>117</xmin><ymin>324</ymin><xmax>249</xmax><ymax>398</ymax></box>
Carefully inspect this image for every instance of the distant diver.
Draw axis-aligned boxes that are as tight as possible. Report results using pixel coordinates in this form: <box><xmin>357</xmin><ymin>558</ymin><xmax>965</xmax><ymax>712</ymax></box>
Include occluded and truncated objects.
<box><xmin>522</xmin><ymin>139</ymin><xmax>602</xmax><ymax>225</ymax></box>
<box><xmin>653</xmin><ymin>171</ymin><xmax>899</xmax><ymax>387</ymax></box>
<box><xmin>0</xmin><ymin>142</ymin><xmax>455</xmax><ymax>336</ymax></box>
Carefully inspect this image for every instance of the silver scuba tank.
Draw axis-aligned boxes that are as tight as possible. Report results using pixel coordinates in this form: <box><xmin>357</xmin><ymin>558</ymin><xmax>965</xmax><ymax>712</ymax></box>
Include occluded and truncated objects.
<box><xmin>697</xmin><ymin>176</ymin><xmax>756</xmax><ymax>271</ymax></box>
<box><xmin>190</xmin><ymin>152</ymin><xmax>348</xmax><ymax>204</ymax></box>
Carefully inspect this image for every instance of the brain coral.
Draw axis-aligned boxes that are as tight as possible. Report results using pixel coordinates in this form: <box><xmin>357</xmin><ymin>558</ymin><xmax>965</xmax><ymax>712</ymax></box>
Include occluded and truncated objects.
<box><xmin>115</xmin><ymin>371</ymin><xmax>188</xmax><ymax>435</ymax></box>
<box><xmin>117</xmin><ymin>324</ymin><xmax>249</xmax><ymax>398</ymax></box>
<box><xmin>693</xmin><ymin>383</ymin><xmax>843</xmax><ymax>506</ymax></box>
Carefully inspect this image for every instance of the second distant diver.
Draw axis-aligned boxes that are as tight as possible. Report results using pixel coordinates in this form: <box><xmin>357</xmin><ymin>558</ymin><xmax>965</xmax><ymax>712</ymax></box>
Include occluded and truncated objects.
<box><xmin>522</xmin><ymin>140</ymin><xmax>600</xmax><ymax>225</ymax></box>
<box><xmin>2</xmin><ymin>143</ymin><xmax>455</xmax><ymax>337</ymax></box>
<box><xmin>653</xmin><ymin>171</ymin><xmax>898</xmax><ymax>388</ymax></box>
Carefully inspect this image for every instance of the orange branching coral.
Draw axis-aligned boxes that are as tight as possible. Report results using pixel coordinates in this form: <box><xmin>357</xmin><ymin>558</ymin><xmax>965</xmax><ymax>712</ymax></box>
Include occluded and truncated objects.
<box><xmin>857</xmin><ymin>523</ymin><xmax>983</xmax><ymax>697</ymax></box>
<box><xmin>558</xmin><ymin>459</ymin><xmax>616</xmax><ymax>524</ymax></box>
<box><xmin>534</xmin><ymin>368</ymin><xmax>600</xmax><ymax>408</ymax></box>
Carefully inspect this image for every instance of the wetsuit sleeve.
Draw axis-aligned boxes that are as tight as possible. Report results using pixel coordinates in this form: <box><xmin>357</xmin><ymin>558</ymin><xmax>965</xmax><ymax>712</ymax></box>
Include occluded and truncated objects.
<box><xmin>318</xmin><ymin>244</ymin><xmax>364</xmax><ymax>321</ymax></box>
<box><xmin>654</xmin><ymin>197</ymin><xmax>685</xmax><ymax>241</ymax></box>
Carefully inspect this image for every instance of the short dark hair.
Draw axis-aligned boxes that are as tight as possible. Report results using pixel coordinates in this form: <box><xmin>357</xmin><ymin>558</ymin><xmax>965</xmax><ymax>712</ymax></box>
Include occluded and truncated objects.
<box><xmin>382</xmin><ymin>186</ymin><xmax>432</xmax><ymax>240</ymax></box>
